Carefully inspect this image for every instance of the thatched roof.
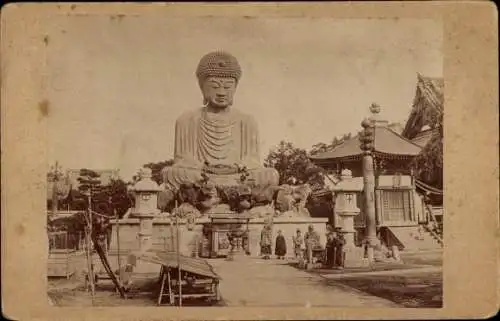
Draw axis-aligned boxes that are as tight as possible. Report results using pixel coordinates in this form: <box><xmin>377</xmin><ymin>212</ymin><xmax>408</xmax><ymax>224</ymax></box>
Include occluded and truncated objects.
<box><xmin>310</xmin><ymin>126</ymin><xmax>422</xmax><ymax>163</ymax></box>
<box><xmin>402</xmin><ymin>74</ymin><xmax>444</xmax><ymax>139</ymax></box>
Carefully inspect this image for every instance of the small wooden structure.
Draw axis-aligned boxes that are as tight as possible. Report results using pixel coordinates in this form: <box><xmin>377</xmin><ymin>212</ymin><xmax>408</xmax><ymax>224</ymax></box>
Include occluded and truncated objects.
<box><xmin>138</xmin><ymin>251</ymin><xmax>221</xmax><ymax>305</ymax></box>
<box><xmin>48</xmin><ymin>231</ymin><xmax>78</xmax><ymax>279</ymax></box>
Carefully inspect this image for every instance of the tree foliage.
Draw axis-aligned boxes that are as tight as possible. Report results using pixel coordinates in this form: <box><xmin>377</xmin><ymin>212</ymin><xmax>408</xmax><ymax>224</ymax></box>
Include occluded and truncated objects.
<box><xmin>412</xmin><ymin>130</ymin><xmax>443</xmax><ymax>189</ymax></box>
<box><xmin>140</xmin><ymin>159</ymin><xmax>175</xmax><ymax>184</ymax></box>
<box><xmin>93</xmin><ymin>179</ymin><xmax>134</xmax><ymax>218</ymax></box>
<box><xmin>310</xmin><ymin>134</ymin><xmax>350</xmax><ymax>156</ymax></box>
<box><xmin>264</xmin><ymin>140</ymin><xmax>325</xmax><ymax>186</ymax></box>
<box><xmin>412</xmin><ymin>115</ymin><xmax>443</xmax><ymax>189</ymax></box>
<box><xmin>62</xmin><ymin>170</ymin><xmax>133</xmax><ymax>218</ymax></box>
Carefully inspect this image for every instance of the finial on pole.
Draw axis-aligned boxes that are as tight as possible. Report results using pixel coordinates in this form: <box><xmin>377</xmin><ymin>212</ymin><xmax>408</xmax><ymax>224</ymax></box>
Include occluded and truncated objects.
<box><xmin>369</xmin><ymin>103</ymin><xmax>381</xmax><ymax>115</ymax></box>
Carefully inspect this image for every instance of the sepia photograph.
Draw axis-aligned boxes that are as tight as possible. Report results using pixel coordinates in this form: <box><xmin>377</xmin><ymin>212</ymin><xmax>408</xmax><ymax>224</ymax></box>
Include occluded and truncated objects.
<box><xmin>43</xmin><ymin>14</ymin><xmax>446</xmax><ymax>309</ymax></box>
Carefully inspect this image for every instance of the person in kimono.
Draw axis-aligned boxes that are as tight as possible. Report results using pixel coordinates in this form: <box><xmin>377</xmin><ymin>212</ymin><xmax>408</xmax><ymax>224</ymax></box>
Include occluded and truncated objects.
<box><xmin>292</xmin><ymin>229</ymin><xmax>304</xmax><ymax>260</ymax></box>
<box><xmin>334</xmin><ymin>228</ymin><xmax>346</xmax><ymax>269</ymax></box>
<box><xmin>325</xmin><ymin>228</ymin><xmax>337</xmax><ymax>268</ymax></box>
<box><xmin>304</xmin><ymin>224</ymin><xmax>321</xmax><ymax>262</ymax></box>
<box><xmin>275</xmin><ymin>230</ymin><xmax>287</xmax><ymax>260</ymax></box>
<box><xmin>260</xmin><ymin>224</ymin><xmax>273</xmax><ymax>259</ymax></box>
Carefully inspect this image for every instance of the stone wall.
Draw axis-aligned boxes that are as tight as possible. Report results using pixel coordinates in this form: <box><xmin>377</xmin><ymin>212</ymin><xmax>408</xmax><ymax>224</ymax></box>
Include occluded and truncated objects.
<box><xmin>107</xmin><ymin>215</ymin><xmax>328</xmax><ymax>260</ymax></box>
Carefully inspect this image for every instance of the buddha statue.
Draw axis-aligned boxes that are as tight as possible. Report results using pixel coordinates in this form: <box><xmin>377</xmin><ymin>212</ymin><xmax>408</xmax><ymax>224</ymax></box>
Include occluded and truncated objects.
<box><xmin>161</xmin><ymin>51</ymin><xmax>279</xmax><ymax>211</ymax></box>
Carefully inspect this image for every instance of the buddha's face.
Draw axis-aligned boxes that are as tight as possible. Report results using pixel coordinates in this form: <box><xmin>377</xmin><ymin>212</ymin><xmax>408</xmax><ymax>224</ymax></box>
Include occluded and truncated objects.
<box><xmin>202</xmin><ymin>76</ymin><xmax>237</xmax><ymax>108</ymax></box>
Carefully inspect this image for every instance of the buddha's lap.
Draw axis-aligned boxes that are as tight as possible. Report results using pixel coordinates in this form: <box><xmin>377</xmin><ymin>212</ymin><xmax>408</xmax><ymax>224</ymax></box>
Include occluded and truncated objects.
<box><xmin>163</xmin><ymin>165</ymin><xmax>278</xmax><ymax>185</ymax></box>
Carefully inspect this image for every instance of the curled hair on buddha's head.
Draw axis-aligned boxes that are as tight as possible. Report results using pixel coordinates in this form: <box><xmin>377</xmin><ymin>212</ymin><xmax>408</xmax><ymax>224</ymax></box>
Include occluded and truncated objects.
<box><xmin>196</xmin><ymin>50</ymin><xmax>242</xmax><ymax>84</ymax></box>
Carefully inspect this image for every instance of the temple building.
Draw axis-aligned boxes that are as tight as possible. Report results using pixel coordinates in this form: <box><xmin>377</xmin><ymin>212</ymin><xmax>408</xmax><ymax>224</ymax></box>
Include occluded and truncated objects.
<box><xmin>309</xmin><ymin>74</ymin><xmax>443</xmax><ymax>251</ymax></box>
<box><xmin>401</xmin><ymin>74</ymin><xmax>444</xmax><ymax>197</ymax></box>
<box><xmin>401</xmin><ymin>74</ymin><xmax>443</xmax><ymax>146</ymax></box>
<box><xmin>401</xmin><ymin>74</ymin><xmax>444</xmax><ymax>225</ymax></box>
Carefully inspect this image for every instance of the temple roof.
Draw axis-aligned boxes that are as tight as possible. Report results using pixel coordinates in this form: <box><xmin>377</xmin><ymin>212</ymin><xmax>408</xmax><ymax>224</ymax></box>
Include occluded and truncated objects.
<box><xmin>310</xmin><ymin>126</ymin><xmax>422</xmax><ymax>163</ymax></box>
<box><xmin>411</xmin><ymin>128</ymin><xmax>437</xmax><ymax>148</ymax></box>
<box><xmin>402</xmin><ymin>74</ymin><xmax>444</xmax><ymax>139</ymax></box>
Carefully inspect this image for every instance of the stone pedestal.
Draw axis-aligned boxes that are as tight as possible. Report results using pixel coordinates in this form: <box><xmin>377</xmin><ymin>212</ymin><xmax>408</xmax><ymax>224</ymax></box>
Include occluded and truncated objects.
<box><xmin>136</xmin><ymin>213</ymin><xmax>155</xmax><ymax>252</ymax></box>
<box><xmin>125</xmin><ymin>167</ymin><xmax>162</xmax><ymax>275</ymax></box>
<box><xmin>333</xmin><ymin>170</ymin><xmax>370</xmax><ymax>268</ymax></box>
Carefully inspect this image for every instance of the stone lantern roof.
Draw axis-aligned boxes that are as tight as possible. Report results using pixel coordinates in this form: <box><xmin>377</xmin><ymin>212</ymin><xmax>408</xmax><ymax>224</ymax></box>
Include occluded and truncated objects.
<box><xmin>331</xmin><ymin>169</ymin><xmax>364</xmax><ymax>192</ymax></box>
<box><xmin>131</xmin><ymin>167</ymin><xmax>162</xmax><ymax>193</ymax></box>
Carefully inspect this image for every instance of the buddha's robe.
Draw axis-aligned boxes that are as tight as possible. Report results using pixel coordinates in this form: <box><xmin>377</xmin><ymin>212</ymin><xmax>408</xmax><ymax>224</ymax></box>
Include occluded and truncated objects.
<box><xmin>163</xmin><ymin>107</ymin><xmax>279</xmax><ymax>190</ymax></box>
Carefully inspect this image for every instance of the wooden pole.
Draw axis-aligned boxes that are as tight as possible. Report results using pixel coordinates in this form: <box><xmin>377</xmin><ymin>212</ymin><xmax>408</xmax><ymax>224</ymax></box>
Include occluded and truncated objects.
<box><xmin>87</xmin><ymin>192</ymin><xmax>96</xmax><ymax>301</ymax></box>
<box><xmin>115</xmin><ymin>205</ymin><xmax>121</xmax><ymax>286</ymax></box>
<box><xmin>363</xmin><ymin>154</ymin><xmax>378</xmax><ymax>244</ymax></box>
<box><xmin>51</xmin><ymin>161</ymin><xmax>60</xmax><ymax>217</ymax></box>
<box><xmin>84</xmin><ymin>211</ymin><xmax>95</xmax><ymax>303</ymax></box>
<box><xmin>360</xmin><ymin>115</ymin><xmax>380</xmax><ymax>263</ymax></box>
<box><xmin>175</xmin><ymin>200</ymin><xmax>182</xmax><ymax>307</ymax></box>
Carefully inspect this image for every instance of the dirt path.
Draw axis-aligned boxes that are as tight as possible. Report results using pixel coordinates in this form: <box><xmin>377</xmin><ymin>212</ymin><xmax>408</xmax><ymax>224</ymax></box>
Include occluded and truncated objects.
<box><xmin>209</xmin><ymin>257</ymin><xmax>398</xmax><ymax>307</ymax></box>
<box><xmin>319</xmin><ymin>266</ymin><xmax>442</xmax><ymax>279</ymax></box>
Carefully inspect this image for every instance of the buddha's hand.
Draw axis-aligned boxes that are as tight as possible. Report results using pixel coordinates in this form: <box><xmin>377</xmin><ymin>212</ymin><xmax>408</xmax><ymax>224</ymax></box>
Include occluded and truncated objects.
<box><xmin>175</xmin><ymin>157</ymin><xmax>204</xmax><ymax>170</ymax></box>
<box><xmin>240</xmin><ymin>158</ymin><xmax>261</xmax><ymax>170</ymax></box>
<box><xmin>203</xmin><ymin>162</ymin><xmax>239</xmax><ymax>175</ymax></box>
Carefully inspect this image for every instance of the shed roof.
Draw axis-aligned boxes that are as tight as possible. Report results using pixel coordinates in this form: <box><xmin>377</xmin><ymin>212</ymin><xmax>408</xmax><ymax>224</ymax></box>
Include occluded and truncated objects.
<box><xmin>138</xmin><ymin>250</ymin><xmax>221</xmax><ymax>280</ymax></box>
<box><xmin>310</xmin><ymin>126</ymin><xmax>422</xmax><ymax>163</ymax></box>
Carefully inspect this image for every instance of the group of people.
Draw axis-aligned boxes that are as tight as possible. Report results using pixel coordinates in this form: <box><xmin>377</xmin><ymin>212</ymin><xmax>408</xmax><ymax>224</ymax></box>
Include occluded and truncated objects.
<box><xmin>259</xmin><ymin>223</ymin><xmax>284</xmax><ymax>260</ymax></box>
<box><xmin>259</xmin><ymin>223</ymin><xmax>346</xmax><ymax>269</ymax></box>
<box><xmin>324</xmin><ymin>226</ymin><xmax>346</xmax><ymax>269</ymax></box>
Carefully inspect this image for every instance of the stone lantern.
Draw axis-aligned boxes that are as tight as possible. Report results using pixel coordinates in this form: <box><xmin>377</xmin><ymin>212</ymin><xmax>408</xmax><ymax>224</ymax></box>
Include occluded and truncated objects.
<box><xmin>332</xmin><ymin>169</ymin><xmax>369</xmax><ymax>267</ymax></box>
<box><xmin>129</xmin><ymin>167</ymin><xmax>161</xmax><ymax>253</ymax></box>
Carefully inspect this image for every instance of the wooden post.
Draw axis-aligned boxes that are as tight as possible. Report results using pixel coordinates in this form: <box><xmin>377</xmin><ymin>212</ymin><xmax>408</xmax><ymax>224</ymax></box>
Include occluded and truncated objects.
<box><xmin>84</xmin><ymin>212</ymin><xmax>95</xmax><ymax>302</ymax></box>
<box><xmin>167</xmin><ymin>268</ymin><xmax>174</xmax><ymax>305</ymax></box>
<box><xmin>306</xmin><ymin>241</ymin><xmax>313</xmax><ymax>270</ymax></box>
<box><xmin>175</xmin><ymin>201</ymin><xmax>182</xmax><ymax>307</ymax></box>
<box><xmin>363</xmin><ymin>153</ymin><xmax>379</xmax><ymax>248</ymax></box>
<box><xmin>115</xmin><ymin>207</ymin><xmax>121</xmax><ymax>286</ymax></box>
<box><xmin>88</xmin><ymin>193</ymin><xmax>95</xmax><ymax>298</ymax></box>
<box><xmin>65</xmin><ymin>232</ymin><xmax>70</xmax><ymax>279</ymax></box>
<box><xmin>158</xmin><ymin>267</ymin><xmax>166</xmax><ymax>305</ymax></box>
<box><xmin>360</xmin><ymin>108</ymin><xmax>381</xmax><ymax>263</ymax></box>
<box><xmin>51</xmin><ymin>161</ymin><xmax>61</xmax><ymax>217</ymax></box>
<box><xmin>391</xmin><ymin>245</ymin><xmax>401</xmax><ymax>262</ymax></box>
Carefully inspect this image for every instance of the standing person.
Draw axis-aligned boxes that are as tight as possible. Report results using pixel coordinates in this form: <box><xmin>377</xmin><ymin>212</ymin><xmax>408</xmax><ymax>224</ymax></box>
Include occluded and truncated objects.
<box><xmin>275</xmin><ymin>230</ymin><xmax>287</xmax><ymax>260</ymax></box>
<box><xmin>304</xmin><ymin>224</ymin><xmax>321</xmax><ymax>263</ymax></box>
<box><xmin>292</xmin><ymin>229</ymin><xmax>304</xmax><ymax>260</ymax></box>
<box><xmin>325</xmin><ymin>228</ymin><xmax>336</xmax><ymax>268</ymax></box>
<box><xmin>335</xmin><ymin>228</ymin><xmax>346</xmax><ymax>269</ymax></box>
<box><xmin>260</xmin><ymin>224</ymin><xmax>273</xmax><ymax>260</ymax></box>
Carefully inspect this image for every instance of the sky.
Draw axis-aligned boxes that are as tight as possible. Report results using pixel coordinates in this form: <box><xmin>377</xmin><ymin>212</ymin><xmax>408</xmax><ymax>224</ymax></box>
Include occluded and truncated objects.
<box><xmin>46</xmin><ymin>16</ymin><xmax>443</xmax><ymax>181</ymax></box>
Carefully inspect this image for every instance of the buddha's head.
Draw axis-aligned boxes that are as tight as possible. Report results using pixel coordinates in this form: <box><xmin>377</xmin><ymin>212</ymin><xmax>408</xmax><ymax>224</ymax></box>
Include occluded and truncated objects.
<box><xmin>196</xmin><ymin>51</ymin><xmax>242</xmax><ymax>109</ymax></box>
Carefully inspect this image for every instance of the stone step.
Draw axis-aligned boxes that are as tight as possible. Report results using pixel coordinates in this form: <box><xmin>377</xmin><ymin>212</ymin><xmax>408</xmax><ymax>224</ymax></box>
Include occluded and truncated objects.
<box><xmin>386</xmin><ymin>226</ymin><xmax>442</xmax><ymax>251</ymax></box>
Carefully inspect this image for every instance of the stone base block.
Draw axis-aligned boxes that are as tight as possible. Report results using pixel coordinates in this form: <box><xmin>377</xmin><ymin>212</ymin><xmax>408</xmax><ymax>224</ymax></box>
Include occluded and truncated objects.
<box><xmin>306</xmin><ymin>262</ymin><xmax>322</xmax><ymax>270</ymax></box>
<box><xmin>343</xmin><ymin>247</ymin><xmax>370</xmax><ymax>268</ymax></box>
